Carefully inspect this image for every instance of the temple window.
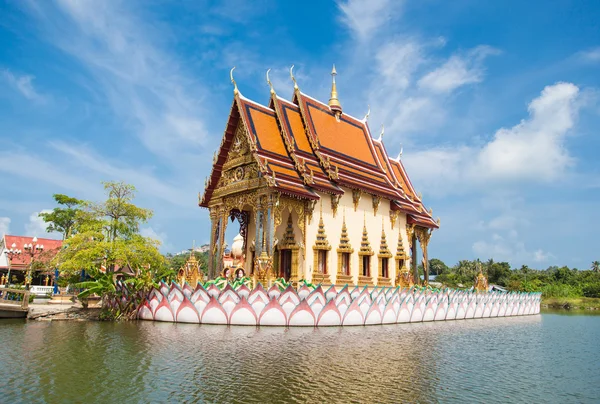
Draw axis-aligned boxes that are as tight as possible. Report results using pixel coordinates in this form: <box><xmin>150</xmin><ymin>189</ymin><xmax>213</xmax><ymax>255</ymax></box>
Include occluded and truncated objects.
<box><xmin>336</xmin><ymin>214</ymin><xmax>354</xmax><ymax>284</ymax></box>
<box><xmin>377</xmin><ymin>223</ymin><xmax>392</xmax><ymax>286</ymax></box>
<box><xmin>358</xmin><ymin>220</ymin><xmax>374</xmax><ymax>286</ymax></box>
<box><xmin>362</xmin><ymin>255</ymin><xmax>371</xmax><ymax>276</ymax></box>
<box><xmin>317</xmin><ymin>250</ymin><xmax>328</xmax><ymax>274</ymax></box>
<box><xmin>381</xmin><ymin>258</ymin><xmax>389</xmax><ymax>278</ymax></box>
<box><xmin>278</xmin><ymin>213</ymin><xmax>300</xmax><ymax>282</ymax></box>
<box><xmin>312</xmin><ymin>208</ymin><xmax>331</xmax><ymax>283</ymax></box>
<box><xmin>341</xmin><ymin>253</ymin><xmax>351</xmax><ymax>275</ymax></box>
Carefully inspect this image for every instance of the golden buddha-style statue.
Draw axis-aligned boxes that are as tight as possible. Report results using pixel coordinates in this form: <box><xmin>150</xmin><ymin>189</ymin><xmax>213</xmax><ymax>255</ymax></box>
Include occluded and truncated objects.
<box><xmin>253</xmin><ymin>248</ymin><xmax>274</xmax><ymax>288</ymax></box>
<box><xmin>396</xmin><ymin>266</ymin><xmax>414</xmax><ymax>289</ymax></box>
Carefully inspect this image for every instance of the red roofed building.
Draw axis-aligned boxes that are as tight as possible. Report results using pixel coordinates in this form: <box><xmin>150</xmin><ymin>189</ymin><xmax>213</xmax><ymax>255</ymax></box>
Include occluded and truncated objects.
<box><xmin>199</xmin><ymin>66</ymin><xmax>439</xmax><ymax>286</ymax></box>
<box><xmin>0</xmin><ymin>235</ymin><xmax>62</xmax><ymax>286</ymax></box>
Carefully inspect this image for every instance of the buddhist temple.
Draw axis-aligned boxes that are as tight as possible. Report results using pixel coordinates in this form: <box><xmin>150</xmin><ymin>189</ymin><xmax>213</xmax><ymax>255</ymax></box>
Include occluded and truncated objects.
<box><xmin>199</xmin><ymin>65</ymin><xmax>439</xmax><ymax>287</ymax></box>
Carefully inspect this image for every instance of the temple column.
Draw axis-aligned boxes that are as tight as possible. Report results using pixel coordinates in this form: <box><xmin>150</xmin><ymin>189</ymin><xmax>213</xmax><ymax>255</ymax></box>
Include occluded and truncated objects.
<box><xmin>411</xmin><ymin>233</ymin><xmax>418</xmax><ymax>285</ymax></box>
<box><xmin>416</xmin><ymin>227</ymin><xmax>432</xmax><ymax>285</ymax></box>
<box><xmin>254</xmin><ymin>199</ymin><xmax>264</xmax><ymax>259</ymax></box>
<box><xmin>215</xmin><ymin>208</ymin><xmax>228</xmax><ymax>277</ymax></box>
<box><xmin>266</xmin><ymin>196</ymin><xmax>275</xmax><ymax>256</ymax></box>
<box><xmin>208</xmin><ymin>208</ymin><xmax>218</xmax><ymax>279</ymax></box>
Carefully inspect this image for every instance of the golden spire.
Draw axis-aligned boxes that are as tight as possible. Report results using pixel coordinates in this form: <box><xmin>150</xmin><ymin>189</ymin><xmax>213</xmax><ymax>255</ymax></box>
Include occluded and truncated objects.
<box><xmin>379</xmin><ymin>219</ymin><xmax>391</xmax><ymax>256</ymax></box>
<box><xmin>359</xmin><ymin>219</ymin><xmax>372</xmax><ymax>254</ymax></box>
<box><xmin>396</xmin><ymin>229</ymin><xmax>406</xmax><ymax>258</ymax></box>
<box><xmin>328</xmin><ymin>64</ymin><xmax>342</xmax><ymax>117</ymax></box>
<box><xmin>315</xmin><ymin>209</ymin><xmax>330</xmax><ymax>250</ymax></box>
<box><xmin>337</xmin><ymin>211</ymin><xmax>353</xmax><ymax>253</ymax></box>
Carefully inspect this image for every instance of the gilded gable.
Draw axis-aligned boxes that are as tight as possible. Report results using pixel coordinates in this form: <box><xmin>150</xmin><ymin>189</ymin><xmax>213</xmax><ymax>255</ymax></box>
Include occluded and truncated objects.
<box><xmin>214</xmin><ymin>123</ymin><xmax>262</xmax><ymax>198</ymax></box>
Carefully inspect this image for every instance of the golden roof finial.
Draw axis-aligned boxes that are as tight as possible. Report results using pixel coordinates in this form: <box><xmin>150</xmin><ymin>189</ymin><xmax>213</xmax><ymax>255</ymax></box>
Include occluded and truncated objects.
<box><xmin>230</xmin><ymin>67</ymin><xmax>239</xmax><ymax>96</ymax></box>
<box><xmin>363</xmin><ymin>105</ymin><xmax>370</xmax><ymax>121</ymax></box>
<box><xmin>266</xmin><ymin>68</ymin><xmax>275</xmax><ymax>95</ymax></box>
<box><xmin>378</xmin><ymin>124</ymin><xmax>384</xmax><ymax>142</ymax></box>
<box><xmin>290</xmin><ymin>65</ymin><xmax>298</xmax><ymax>90</ymax></box>
<box><xmin>328</xmin><ymin>64</ymin><xmax>342</xmax><ymax>116</ymax></box>
<box><xmin>397</xmin><ymin>145</ymin><xmax>403</xmax><ymax>160</ymax></box>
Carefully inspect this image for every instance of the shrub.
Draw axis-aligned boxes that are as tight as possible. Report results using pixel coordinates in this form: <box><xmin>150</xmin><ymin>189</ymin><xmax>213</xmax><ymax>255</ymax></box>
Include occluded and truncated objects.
<box><xmin>541</xmin><ymin>283</ymin><xmax>581</xmax><ymax>298</ymax></box>
<box><xmin>582</xmin><ymin>283</ymin><xmax>600</xmax><ymax>298</ymax></box>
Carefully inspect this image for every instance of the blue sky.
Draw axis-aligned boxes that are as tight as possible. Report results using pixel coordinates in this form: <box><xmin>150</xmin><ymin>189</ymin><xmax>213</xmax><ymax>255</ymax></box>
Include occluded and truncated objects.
<box><xmin>1</xmin><ymin>0</ymin><xmax>599</xmax><ymax>269</ymax></box>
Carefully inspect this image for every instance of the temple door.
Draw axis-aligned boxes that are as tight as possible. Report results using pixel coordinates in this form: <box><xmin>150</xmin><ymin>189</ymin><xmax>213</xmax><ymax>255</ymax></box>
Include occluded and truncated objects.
<box><xmin>279</xmin><ymin>249</ymin><xmax>292</xmax><ymax>280</ymax></box>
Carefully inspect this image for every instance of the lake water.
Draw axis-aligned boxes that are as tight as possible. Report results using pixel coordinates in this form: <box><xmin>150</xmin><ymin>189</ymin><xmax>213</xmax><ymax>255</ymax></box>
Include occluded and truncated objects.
<box><xmin>1</xmin><ymin>312</ymin><xmax>599</xmax><ymax>403</ymax></box>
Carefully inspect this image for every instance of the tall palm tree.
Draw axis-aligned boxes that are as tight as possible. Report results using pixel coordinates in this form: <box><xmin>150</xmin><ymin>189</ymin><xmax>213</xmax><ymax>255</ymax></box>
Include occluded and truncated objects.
<box><xmin>592</xmin><ymin>261</ymin><xmax>600</xmax><ymax>273</ymax></box>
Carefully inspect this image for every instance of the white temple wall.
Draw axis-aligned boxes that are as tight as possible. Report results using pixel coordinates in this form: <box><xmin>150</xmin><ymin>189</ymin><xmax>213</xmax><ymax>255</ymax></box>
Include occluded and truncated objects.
<box><xmin>304</xmin><ymin>188</ymin><xmax>408</xmax><ymax>285</ymax></box>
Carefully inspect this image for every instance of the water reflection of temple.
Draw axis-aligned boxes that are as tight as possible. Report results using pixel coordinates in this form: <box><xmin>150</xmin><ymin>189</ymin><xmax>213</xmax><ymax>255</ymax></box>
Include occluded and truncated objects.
<box><xmin>199</xmin><ymin>66</ymin><xmax>439</xmax><ymax>286</ymax></box>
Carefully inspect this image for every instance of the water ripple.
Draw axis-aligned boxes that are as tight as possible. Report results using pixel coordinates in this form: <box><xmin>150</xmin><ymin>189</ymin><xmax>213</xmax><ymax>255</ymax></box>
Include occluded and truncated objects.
<box><xmin>0</xmin><ymin>314</ymin><xmax>598</xmax><ymax>403</ymax></box>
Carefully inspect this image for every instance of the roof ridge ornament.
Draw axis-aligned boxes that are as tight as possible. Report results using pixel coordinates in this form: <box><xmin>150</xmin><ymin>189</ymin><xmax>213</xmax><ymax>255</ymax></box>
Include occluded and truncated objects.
<box><xmin>328</xmin><ymin>64</ymin><xmax>342</xmax><ymax>120</ymax></box>
<box><xmin>363</xmin><ymin>105</ymin><xmax>370</xmax><ymax>122</ymax></box>
<box><xmin>378</xmin><ymin>124</ymin><xmax>384</xmax><ymax>142</ymax></box>
<box><xmin>290</xmin><ymin>65</ymin><xmax>298</xmax><ymax>90</ymax></box>
<box><xmin>230</xmin><ymin>67</ymin><xmax>239</xmax><ymax>96</ymax></box>
<box><xmin>266</xmin><ymin>68</ymin><xmax>275</xmax><ymax>95</ymax></box>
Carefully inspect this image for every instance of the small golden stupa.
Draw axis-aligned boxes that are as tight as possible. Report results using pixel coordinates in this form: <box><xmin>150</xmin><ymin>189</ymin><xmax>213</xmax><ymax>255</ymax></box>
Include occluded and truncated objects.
<box><xmin>474</xmin><ymin>263</ymin><xmax>488</xmax><ymax>293</ymax></box>
<box><xmin>178</xmin><ymin>245</ymin><xmax>203</xmax><ymax>286</ymax></box>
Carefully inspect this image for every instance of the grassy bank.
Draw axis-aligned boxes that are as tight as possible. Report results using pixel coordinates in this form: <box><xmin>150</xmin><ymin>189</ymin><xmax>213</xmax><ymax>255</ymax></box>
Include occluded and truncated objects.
<box><xmin>542</xmin><ymin>297</ymin><xmax>600</xmax><ymax>310</ymax></box>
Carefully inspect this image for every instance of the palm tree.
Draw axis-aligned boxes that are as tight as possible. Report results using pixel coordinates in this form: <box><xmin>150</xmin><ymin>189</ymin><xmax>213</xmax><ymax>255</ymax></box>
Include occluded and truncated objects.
<box><xmin>592</xmin><ymin>261</ymin><xmax>600</xmax><ymax>273</ymax></box>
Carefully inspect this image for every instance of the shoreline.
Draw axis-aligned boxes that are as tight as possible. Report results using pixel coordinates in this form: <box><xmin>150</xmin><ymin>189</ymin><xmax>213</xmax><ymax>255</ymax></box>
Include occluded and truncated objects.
<box><xmin>26</xmin><ymin>303</ymin><xmax>101</xmax><ymax>321</ymax></box>
<box><xmin>16</xmin><ymin>297</ymin><xmax>600</xmax><ymax>322</ymax></box>
<box><xmin>541</xmin><ymin>297</ymin><xmax>600</xmax><ymax>311</ymax></box>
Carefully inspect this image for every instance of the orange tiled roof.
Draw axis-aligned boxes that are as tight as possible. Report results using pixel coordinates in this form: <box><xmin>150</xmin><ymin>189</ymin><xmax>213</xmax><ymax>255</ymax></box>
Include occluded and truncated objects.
<box><xmin>199</xmin><ymin>85</ymin><xmax>438</xmax><ymax>229</ymax></box>
<box><xmin>271</xmin><ymin>96</ymin><xmax>342</xmax><ymax>195</ymax></box>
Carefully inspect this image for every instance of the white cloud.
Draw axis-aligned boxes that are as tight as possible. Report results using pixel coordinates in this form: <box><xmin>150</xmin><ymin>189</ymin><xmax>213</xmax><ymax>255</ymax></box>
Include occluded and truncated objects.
<box><xmin>0</xmin><ymin>217</ymin><xmax>10</xmax><ymax>236</ymax></box>
<box><xmin>337</xmin><ymin>0</ymin><xmax>398</xmax><ymax>41</ymax></box>
<box><xmin>1</xmin><ymin>69</ymin><xmax>45</xmax><ymax>102</ymax></box>
<box><xmin>403</xmin><ymin>82</ymin><xmax>581</xmax><ymax>195</ymax></box>
<box><xmin>476</xmin><ymin>82</ymin><xmax>578</xmax><ymax>181</ymax></box>
<box><xmin>533</xmin><ymin>249</ymin><xmax>555</xmax><ymax>263</ymax></box>
<box><xmin>577</xmin><ymin>47</ymin><xmax>600</xmax><ymax>62</ymax></box>
<box><xmin>0</xmin><ymin>151</ymin><xmax>98</xmax><ymax>196</ymax></box>
<box><xmin>25</xmin><ymin>210</ymin><xmax>52</xmax><ymax>237</ymax></box>
<box><xmin>376</xmin><ymin>40</ymin><xmax>425</xmax><ymax>92</ymax></box>
<box><xmin>140</xmin><ymin>226</ymin><xmax>173</xmax><ymax>252</ymax></box>
<box><xmin>472</xmin><ymin>230</ymin><xmax>554</xmax><ymax>266</ymax></box>
<box><xmin>27</xmin><ymin>0</ymin><xmax>209</xmax><ymax>160</ymax></box>
<box><xmin>418</xmin><ymin>46</ymin><xmax>499</xmax><ymax>93</ymax></box>
<box><xmin>362</xmin><ymin>36</ymin><xmax>496</xmax><ymax>143</ymax></box>
<box><xmin>49</xmin><ymin>142</ymin><xmax>191</xmax><ymax>207</ymax></box>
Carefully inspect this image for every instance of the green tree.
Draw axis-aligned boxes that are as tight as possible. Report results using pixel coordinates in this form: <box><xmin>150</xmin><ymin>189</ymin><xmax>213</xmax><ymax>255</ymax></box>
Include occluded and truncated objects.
<box><xmin>428</xmin><ymin>258</ymin><xmax>448</xmax><ymax>276</ymax></box>
<box><xmin>454</xmin><ymin>260</ymin><xmax>476</xmax><ymax>279</ymax></box>
<box><xmin>39</xmin><ymin>194</ymin><xmax>83</xmax><ymax>239</ymax></box>
<box><xmin>92</xmin><ymin>181</ymin><xmax>153</xmax><ymax>243</ymax></box>
<box><xmin>55</xmin><ymin>182</ymin><xmax>162</xmax><ymax>276</ymax></box>
<box><xmin>487</xmin><ymin>261</ymin><xmax>511</xmax><ymax>286</ymax></box>
<box><xmin>52</xmin><ymin>182</ymin><xmax>166</xmax><ymax>318</ymax></box>
<box><xmin>591</xmin><ymin>261</ymin><xmax>600</xmax><ymax>273</ymax></box>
